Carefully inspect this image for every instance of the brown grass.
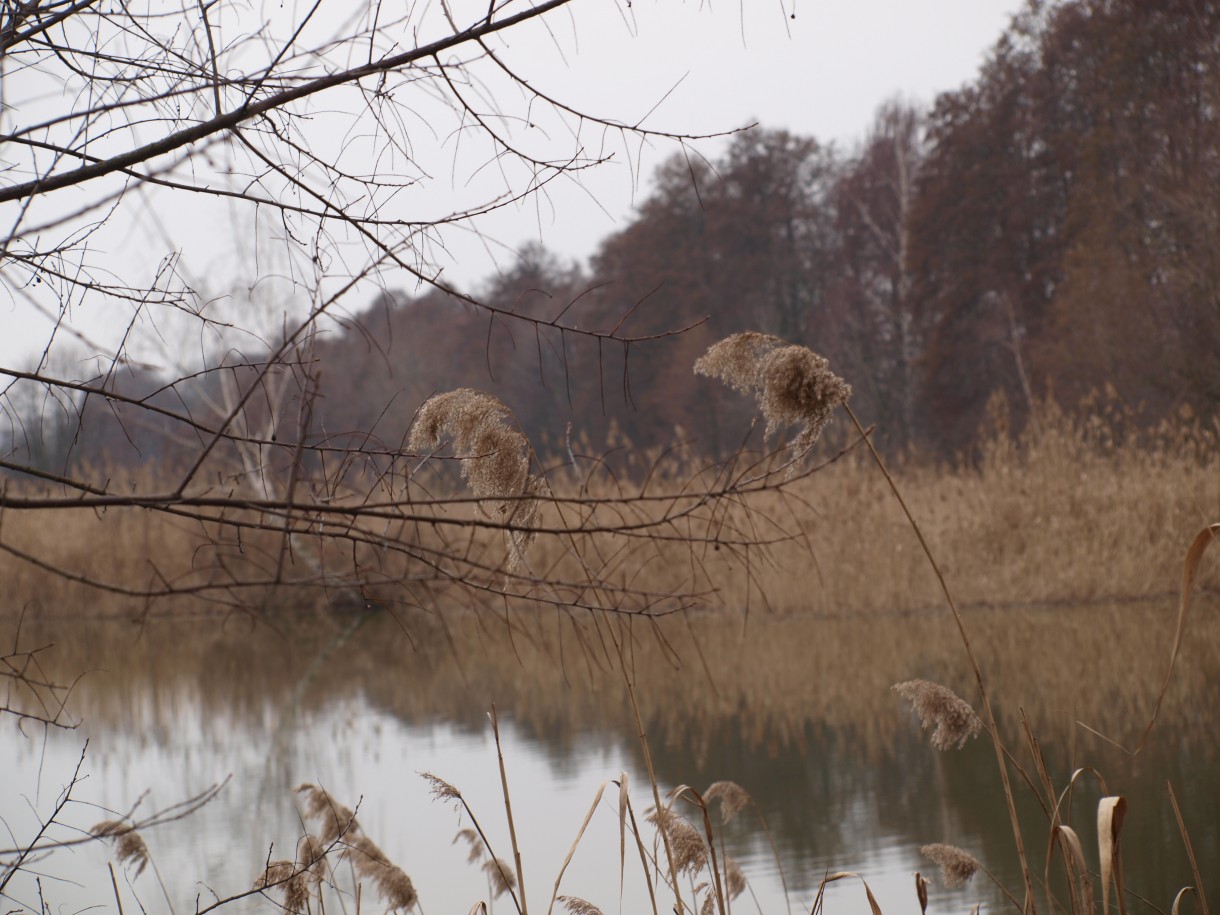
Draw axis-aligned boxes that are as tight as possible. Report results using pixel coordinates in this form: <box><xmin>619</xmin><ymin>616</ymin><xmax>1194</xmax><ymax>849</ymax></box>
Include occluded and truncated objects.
<box><xmin>2</xmin><ymin>390</ymin><xmax>1213</xmax><ymax>624</ymax></box>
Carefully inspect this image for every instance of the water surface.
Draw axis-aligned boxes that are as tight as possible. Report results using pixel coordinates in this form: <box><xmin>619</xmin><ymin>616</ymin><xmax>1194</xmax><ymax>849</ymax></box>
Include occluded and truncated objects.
<box><xmin>2</xmin><ymin>603</ymin><xmax>1217</xmax><ymax>915</ymax></box>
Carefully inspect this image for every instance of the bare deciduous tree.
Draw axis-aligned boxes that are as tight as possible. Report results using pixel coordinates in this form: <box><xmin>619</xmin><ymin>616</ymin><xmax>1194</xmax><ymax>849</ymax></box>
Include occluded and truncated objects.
<box><xmin>0</xmin><ymin>1</ymin><xmax>838</xmax><ymax>632</ymax></box>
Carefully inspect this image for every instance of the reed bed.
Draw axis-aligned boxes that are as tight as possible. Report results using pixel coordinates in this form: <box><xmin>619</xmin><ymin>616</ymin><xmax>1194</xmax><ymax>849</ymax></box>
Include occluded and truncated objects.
<box><xmin>2</xmin><ymin>392</ymin><xmax>1214</xmax><ymax>622</ymax></box>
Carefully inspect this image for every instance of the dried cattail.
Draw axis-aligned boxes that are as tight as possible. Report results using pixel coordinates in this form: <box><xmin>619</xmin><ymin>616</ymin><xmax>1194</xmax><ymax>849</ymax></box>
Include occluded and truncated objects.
<box><xmin>408</xmin><ymin>388</ymin><xmax>541</xmax><ymax>568</ymax></box>
<box><xmin>704</xmin><ymin>781</ymin><xmax>752</xmax><ymax>824</ymax></box>
<box><xmin>454</xmin><ymin>827</ymin><xmax>485</xmax><ymax>863</ymax></box>
<box><xmin>920</xmin><ymin>843</ymin><xmax>981</xmax><ymax>888</ymax></box>
<box><xmin>296</xmin><ymin>784</ymin><xmax>360</xmax><ymax>842</ymax></box>
<box><xmin>483</xmin><ymin>857</ymin><xmax>517</xmax><ymax>899</ymax></box>
<box><xmin>647</xmin><ymin>806</ymin><xmax>707</xmax><ymax>877</ymax></box>
<box><xmin>694</xmin><ymin>333</ymin><xmax>851</xmax><ymax>459</ymax></box>
<box><xmin>893</xmin><ymin>680</ymin><xmax>983</xmax><ymax>750</ymax></box>
<box><xmin>93</xmin><ymin>821</ymin><xmax>150</xmax><ymax>878</ymax></box>
<box><xmin>558</xmin><ymin>896</ymin><xmax>604</xmax><ymax>915</ymax></box>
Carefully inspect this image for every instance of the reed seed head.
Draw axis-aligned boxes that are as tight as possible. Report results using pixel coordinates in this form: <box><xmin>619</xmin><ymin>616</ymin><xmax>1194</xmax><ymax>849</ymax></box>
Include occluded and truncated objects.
<box><xmin>296</xmin><ymin>784</ymin><xmax>359</xmax><ymax>842</ymax></box>
<box><xmin>254</xmin><ymin>860</ymin><xmax>294</xmax><ymax>890</ymax></box>
<box><xmin>558</xmin><ymin>897</ymin><xmax>604</xmax><ymax>915</ymax></box>
<box><xmin>297</xmin><ymin>834</ymin><xmax>327</xmax><ymax>883</ymax></box>
<box><xmin>483</xmin><ymin>857</ymin><xmax>517</xmax><ymax>899</ymax></box>
<box><xmin>724</xmin><ymin>856</ymin><xmax>747</xmax><ymax>899</ymax></box>
<box><xmin>115</xmin><ymin>830</ymin><xmax>150</xmax><ymax>877</ymax></box>
<box><xmin>408</xmin><ymin>388</ymin><xmax>542</xmax><ymax>568</ymax></box>
<box><xmin>920</xmin><ymin>843</ymin><xmax>982</xmax><ymax>888</ymax></box>
<box><xmin>647</xmin><ymin>806</ymin><xmax>707</xmax><ymax>877</ymax></box>
<box><xmin>288</xmin><ymin>788</ymin><xmax>416</xmax><ymax>911</ymax></box>
<box><xmin>704</xmin><ymin>781</ymin><xmax>751</xmax><ymax>823</ymax></box>
<box><xmin>454</xmin><ymin>827</ymin><xmax>485</xmax><ymax>863</ymax></box>
<box><xmin>255</xmin><ymin>860</ymin><xmax>311</xmax><ymax>913</ymax></box>
<box><xmin>421</xmin><ymin>771</ymin><xmax>463</xmax><ymax>805</ymax></box>
<box><xmin>349</xmin><ymin>833</ymin><xmax>388</xmax><ymax>869</ymax></box>
<box><xmin>93</xmin><ymin>821</ymin><xmax>150</xmax><ymax>877</ymax></box>
<box><xmin>893</xmin><ymin>679</ymin><xmax>983</xmax><ymax>750</ymax></box>
<box><xmin>694</xmin><ymin>333</ymin><xmax>851</xmax><ymax>459</ymax></box>
<box><xmin>349</xmin><ymin>834</ymin><xmax>418</xmax><ymax>911</ymax></box>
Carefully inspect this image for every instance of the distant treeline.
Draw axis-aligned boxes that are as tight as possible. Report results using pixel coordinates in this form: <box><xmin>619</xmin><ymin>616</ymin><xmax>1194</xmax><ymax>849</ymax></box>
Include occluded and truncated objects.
<box><xmin>12</xmin><ymin>0</ymin><xmax>1219</xmax><ymax>471</ymax></box>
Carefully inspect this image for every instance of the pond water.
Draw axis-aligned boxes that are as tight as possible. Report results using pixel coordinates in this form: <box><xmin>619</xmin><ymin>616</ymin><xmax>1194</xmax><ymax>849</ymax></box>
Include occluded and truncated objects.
<box><xmin>2</xmin><ymin>603</ymin><xmax>1218</xmax><ymax>915</ymax></box>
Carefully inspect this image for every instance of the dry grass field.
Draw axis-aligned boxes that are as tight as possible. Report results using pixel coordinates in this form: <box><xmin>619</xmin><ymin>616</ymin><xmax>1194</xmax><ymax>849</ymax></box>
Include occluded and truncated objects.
<box><xmin>11</xmin><ymin>391</ymin><xmax>1215</xmax><ymax>617</ymax></box>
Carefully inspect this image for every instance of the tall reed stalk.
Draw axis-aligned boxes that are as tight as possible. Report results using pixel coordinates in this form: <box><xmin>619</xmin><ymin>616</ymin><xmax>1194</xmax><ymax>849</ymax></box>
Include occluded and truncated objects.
<box><xmin>843</xmin><ymin>403</ymin><xmax>1036</xmax><ymax>912</ymax></box>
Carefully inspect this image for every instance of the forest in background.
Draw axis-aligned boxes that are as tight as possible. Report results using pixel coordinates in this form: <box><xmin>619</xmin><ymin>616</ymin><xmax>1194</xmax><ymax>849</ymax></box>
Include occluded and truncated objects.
<box><xmin>8</xmin><ymin>0</ymin><xmax>1220</xmax><ymax>471</ymax></box>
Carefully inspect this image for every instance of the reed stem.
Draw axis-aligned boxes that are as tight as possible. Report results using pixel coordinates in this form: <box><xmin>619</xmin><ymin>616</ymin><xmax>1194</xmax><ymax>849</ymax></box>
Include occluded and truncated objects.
<box><xmin>845</xmin><ymin>404</ymin><xmax>1036</xmax><ymax>913</ymax></box>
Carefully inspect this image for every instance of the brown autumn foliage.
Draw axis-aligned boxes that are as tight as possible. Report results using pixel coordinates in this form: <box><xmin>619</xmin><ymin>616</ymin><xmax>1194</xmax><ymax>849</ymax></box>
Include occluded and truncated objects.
<box><xmin>910</xmin><ymin>0</ymin><xmax>1220</xmax><ymax>453</ymax></box>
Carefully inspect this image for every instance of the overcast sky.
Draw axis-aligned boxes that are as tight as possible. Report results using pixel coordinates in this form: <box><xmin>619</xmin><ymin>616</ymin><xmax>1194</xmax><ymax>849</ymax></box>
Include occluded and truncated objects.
<box><xmin>2</xmin><ymin>0</ymin><xmax>1027</xmax><ymax>369</ymax></box>
<box><xmin>462</xmin><ymin>0</ymin><xmax>1028</xmax><ymax>271</ymax></box>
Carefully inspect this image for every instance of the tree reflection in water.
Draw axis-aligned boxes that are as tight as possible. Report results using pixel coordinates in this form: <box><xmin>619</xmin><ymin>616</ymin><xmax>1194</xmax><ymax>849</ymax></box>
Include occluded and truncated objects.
<box><xmin>3</xmin><ymin>604</ymin><xmax>1218</xmax><ymax>914</ymax></box>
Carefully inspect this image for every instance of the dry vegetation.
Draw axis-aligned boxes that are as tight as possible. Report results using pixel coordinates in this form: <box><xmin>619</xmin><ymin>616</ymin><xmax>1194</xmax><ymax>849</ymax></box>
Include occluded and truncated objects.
<box><xmin>3</xmin><ymin>342</ymin><xmax>1218</xmax><ymax>915</ymax></box>
<box><xmin>3</xmin><ymin>387</ymin><xmax>1214</xmax><ymax>622</ymax></box>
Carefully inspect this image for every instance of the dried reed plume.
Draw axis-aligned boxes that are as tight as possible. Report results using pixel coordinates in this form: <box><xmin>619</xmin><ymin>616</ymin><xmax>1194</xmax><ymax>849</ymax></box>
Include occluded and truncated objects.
<box><xmin>422</xmin><ymin>771</ymin><xmax>463</xmax><ymax>805</ymax></box>
<box><xmin>647</xmin><ymin>806</ymin><xmax>707</xmax><ymax>877</ymax></box>
<box><xmin>558</xmin><ymin>897</ymin><xmax>604</xmax><ymax>915</ymax></box>
<box><xmin>893</xmin><ymin>679</ymin><xmax>983</xmax><ymax>750</ymax></box>
<box><xmin>408</xmin><ymin>388</ymin><xmax>542</xmax><ymax>568</ymax></box>
<box><xmin>254</xmin><ymin>860</ymin><xmax>311</xmax><ymax>914</ymax></box>
<box><xmin>297</xmin><ymin>834</ymin><xmax>327</xmax><ymax>884</ymax></box>
<box><xmin>920</xmin><ymin>843</ymin><xmax>982</xmax><ymax>888</ymax></box>
<box><xmin>724</xmin><ymin>856</ymin><xmax>747</xmax><ymax>899</ymax></box>
<box><xmin>454</xmin><ymin>827</ymin><xmax>485</xmax><ymax>863</ymax></box>
<box><xmin>92</xmin><ymin>820</ymin><xmax>150</xmax><ymax>877</ymax></box>
<box><xmin>296</xmin><ymin>784</ymin><xmax>359</xmax><ymax>842</ymax></box>
<box><xmin>482</xmin><ymin>857</ymin><xmax>517</xmax><ymax>899</ymax></box>
<box><xmin>295</xmin><ymin>785</ymin><xmax>418</xmax><ymax>911</ymax></box>
<box><xmin>349</xmin><ymin>834</ymin><xmax>419</xmax><ymax>911</ymax></box>
<box><xmin>704</xmin><ymin>781</ymin><xmax>751</xmax><ymax>823</ymax></box>
<box><xmin>694</xmin><ymin>333</ymin><xmax>851</xmax><ymax>459</ymax></box>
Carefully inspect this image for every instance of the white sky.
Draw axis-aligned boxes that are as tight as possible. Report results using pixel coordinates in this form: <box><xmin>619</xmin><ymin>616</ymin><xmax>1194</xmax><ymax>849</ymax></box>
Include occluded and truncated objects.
<box><xmin>433</xmin><ymin>0</ymin><xmax>1027</xmax><ymax>277</ymax></box>
<box><xmin>1</xmin><ymin>0</ymin><xmax>1026</xmax><ymax>369</ymax></box>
